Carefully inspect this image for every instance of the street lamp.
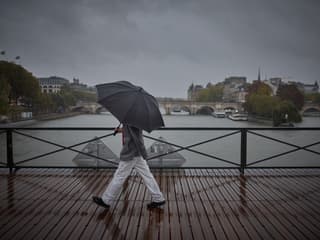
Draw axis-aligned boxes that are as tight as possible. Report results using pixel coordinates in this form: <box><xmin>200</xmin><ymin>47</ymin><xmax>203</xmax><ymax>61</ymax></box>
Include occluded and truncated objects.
<box><xmin>0</xmin><ymin>50</ymin><xmax>6</xmax><ymax>60</ymax></box>
<box><xmin>0</xmin><ymin>50</ymin><xmax>21</xmax><ymax>63</ymax></box>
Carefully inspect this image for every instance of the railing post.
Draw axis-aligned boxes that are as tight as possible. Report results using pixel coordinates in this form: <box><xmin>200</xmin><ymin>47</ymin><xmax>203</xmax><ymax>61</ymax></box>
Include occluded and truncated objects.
<box><xmin>240</xmin><ymin>128</ymin><xmax>247</xmax><ymax>175</ymax></box>
<box><xmin>6</xmin><ymin>129</ymin><xmax>14</xmax><ymax>173</ymax></box>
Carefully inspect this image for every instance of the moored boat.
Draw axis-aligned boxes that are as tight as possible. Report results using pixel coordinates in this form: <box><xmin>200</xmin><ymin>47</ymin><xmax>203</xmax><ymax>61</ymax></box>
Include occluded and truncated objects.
<box><xmin>146</xmin><ymin>137</ymin><xmax>186</xmax><ymax>167</ymax></box>
<box><xmin>72</xmin><ymin>136</ymin><xmax>186</xmax><ymax>168</ymax></box>
<box><xmin>228</xmin><ymin>113</ymin><xmax>248</xmax><ymax>121</ymax></box>
<box><xmin>212</xmin><ymin>111</ymin><xmax>226</xmax><ymax>118</ymax></box>
<box><xmin>170</xmin><ymin>109</ymin><xmax>190</xmax><ymax>115</ymax></box>
<box><xmin>72</xmin><ymin>138</ymin><xmax>119</xmax><ymax>167</ymax></box>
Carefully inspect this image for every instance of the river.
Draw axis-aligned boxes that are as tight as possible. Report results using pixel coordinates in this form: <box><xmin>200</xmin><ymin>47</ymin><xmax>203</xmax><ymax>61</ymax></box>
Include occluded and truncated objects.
<box><xmin>1</xmin><ymin>114</ymin><xmax>319</xmax><ymax>168</ymax></box>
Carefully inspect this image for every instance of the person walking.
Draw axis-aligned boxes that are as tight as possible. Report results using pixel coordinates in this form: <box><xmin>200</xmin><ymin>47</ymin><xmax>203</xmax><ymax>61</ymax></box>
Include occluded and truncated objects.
<box><xmin>92</xmin><ymin>124</ymin><xmax>165</xmax><ymax>209</ymax></box>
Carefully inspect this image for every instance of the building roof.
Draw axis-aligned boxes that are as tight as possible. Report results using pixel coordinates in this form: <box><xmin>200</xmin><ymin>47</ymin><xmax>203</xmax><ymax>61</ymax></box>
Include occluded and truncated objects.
<box><xmin>38</xmin><ymin>76</ymin><xmax>69</xmax><ymax>85</ymax></box>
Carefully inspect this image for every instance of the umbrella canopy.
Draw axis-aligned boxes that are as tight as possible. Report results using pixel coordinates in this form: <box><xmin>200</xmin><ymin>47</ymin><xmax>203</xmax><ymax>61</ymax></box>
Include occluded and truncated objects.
<box><xmin>96</xmin><ymin>81</ymin><xmax>164</xmax><ymax>132</ymax></box>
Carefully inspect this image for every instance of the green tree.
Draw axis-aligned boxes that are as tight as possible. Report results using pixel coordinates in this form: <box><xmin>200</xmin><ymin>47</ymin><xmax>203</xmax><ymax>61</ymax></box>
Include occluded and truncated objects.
<box><xmin>247</xmin><ymin>81</ymin><xmax>272</xmax><ymax>96</ymax></box>
<box><xmin>0</xmin><ymin>74</ymin><xmax>10</xmax><ymax>114</ymax></box>
<box><xmin>244</xmin><ymin>81</ymin><xmax>302</xmax><ymax>125</ymax></box>
<box><xmin>196</xmin><ymin>85</ymin><xmax>223</xmax><ymax>102</ymax></box>
<box><xmin>273</xmin><ymin>100</ymin><xmax>302</xmax><ymax>126</ymax></box>
<box><xmin>244</xmin><ymin>81</ymin><xmax>272</xmax><ymax>113</ymax></box>
<box><xmin>32</xmin><ymin>93</ymin><xmax>54</xmax><ymax>114</ymax></box>
<box><xmin>276</xmin><ymin>84</ymin><xmax>304</xmax><ymax>110</ymax></box>
<box><xmin>60</xmin><ymin>85</ymin><xmax>77</xmax><ymax>106</ymax></box>
<box><xmin>245</xmin><ymin>94</ymin><xmax>277</xmax><ymax>118</ymax></box>
<box><xmin>305</xmin><ymin>93</ymin><xmax>320</xmax><ymax>104</ymax></box>
<box><xmin>0</xmin><ymin>60</ymin><xmax>41</xmax><ymax>107</ymax></box>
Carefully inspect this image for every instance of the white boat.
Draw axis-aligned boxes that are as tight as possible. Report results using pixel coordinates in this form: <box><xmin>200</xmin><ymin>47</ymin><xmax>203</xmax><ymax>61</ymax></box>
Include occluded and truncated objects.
<box><xmin>228</xmin><ymin>113</ymin><xmax>248</xmax><ymax>121</ymax></box>
<box><xmin>170</xmin><ymin>109</ymin><xmax>190</xmax><ymax>115</ymax></box>
<box><xmin>146</xmin><ymin>137</ymin><xmax>186</xmax><ymax>167</ymax></box>
<box><xmin>72</xmin><ymin>138</ymin><xmax>119</xmax><ymax>167</ymax></box>
<box><xmin>73</xmin><ymin>136</ymin><xmax>186</xmax><ymax>168</ymax></box>
<box><xmin>212</xmin><ymin>111</ymin><xmax>226</xmax><ymax>118</ymax></box>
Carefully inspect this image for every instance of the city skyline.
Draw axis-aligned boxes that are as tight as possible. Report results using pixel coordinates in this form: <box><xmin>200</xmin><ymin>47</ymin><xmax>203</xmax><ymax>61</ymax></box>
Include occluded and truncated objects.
<box><xmin>1</xmin><ymin>0</ymin><xmax>320</xmax><ymax>98</ymax></box>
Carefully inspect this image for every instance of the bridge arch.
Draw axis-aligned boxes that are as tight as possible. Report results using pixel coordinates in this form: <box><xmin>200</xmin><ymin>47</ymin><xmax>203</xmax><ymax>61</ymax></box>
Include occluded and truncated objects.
<box><xmin>196</xmin><ymin>106</ymin><xmax>214</xmax><ymax>115</ymax></box>
<box><xmin>302</xmin><ymin>107</ymin><xmax>320</xmax><ymax>116</ymax></box>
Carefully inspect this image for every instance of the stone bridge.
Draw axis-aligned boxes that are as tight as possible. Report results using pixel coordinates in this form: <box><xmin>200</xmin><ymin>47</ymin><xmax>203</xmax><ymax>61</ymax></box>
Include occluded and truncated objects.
<box><xmin>71</xmin><ymin>102</ymin><xmax>106</xmax><ymax>114</ymax></box>
<box><xmin>70</xmin><ymin>100</ymin><xmax>243</xmax><ymax>115</ymax></box>
<box><xmin>70</xmin><ymin>100</ymin><xmax>320</xmax><ymax>116</ymax></box>
<box><xmin>301</xmin><ymin>103</ymin><xmax>320</xmax><ymax>116</ymax></box>
<box><xmin>157</xmin><ymin>99</ymin><xmax>243</xmax><ymax>115</ymax></box>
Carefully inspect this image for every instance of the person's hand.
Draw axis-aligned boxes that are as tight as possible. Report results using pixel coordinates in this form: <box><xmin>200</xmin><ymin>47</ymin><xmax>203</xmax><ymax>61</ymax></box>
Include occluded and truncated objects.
<box><xmin>113</xmin><ymin>127</ymin><xmax>123</xmax><ymax>136</ymax></box>
<box><xmin>116</xmin><ymin>127</ymin><xmax>123</xmax><ymax>133</ymax></box>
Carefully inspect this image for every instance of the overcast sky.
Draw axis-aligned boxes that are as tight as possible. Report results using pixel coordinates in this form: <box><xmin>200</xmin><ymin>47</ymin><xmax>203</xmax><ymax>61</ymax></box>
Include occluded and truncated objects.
<box><xmin>1</xmin><ymin>0</ymin><xmax>320</xmax><ymax>98</ymax></box>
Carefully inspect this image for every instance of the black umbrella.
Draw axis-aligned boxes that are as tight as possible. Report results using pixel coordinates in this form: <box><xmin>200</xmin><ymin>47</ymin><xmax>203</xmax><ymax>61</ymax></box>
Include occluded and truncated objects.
<box><xmin>96</xmin><ymin>81</ymin><xmax>164</xmax><ymax>132</ymax></box>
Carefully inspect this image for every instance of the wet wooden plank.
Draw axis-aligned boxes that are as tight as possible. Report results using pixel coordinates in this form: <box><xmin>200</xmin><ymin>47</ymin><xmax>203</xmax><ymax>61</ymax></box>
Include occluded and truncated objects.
<box><xmin>166</xmin><ymin>170</ymin><xmax>183</xmax><ymax>240</ymax></box>
<box><xmin>131</xmin><ymin>180</ymin><xmax>148</xmax><ymax>240</ymax></box>
<box><xmin>1</xmin><ymin>168</ymin><xmax>320</xmax><ymax>240</ymax></box>
<box><xmin>43</xmin><ymin>171</ymin><xmax>112</xmax><ymax>240</ymax></box>
<box><xmin>222</xmin><ymin>170</ymin><xmax>284</xmax><ymax>240</ymax></box>
<box><xmin>157</xmin><ymin>170</ymin><xmax>171</xmax><ymax>240</ymax></box>
<box><xmin>243</xmin><ymin>170</ymin><xmax>301</xmax><ymax>240</ymax></box>
<box><xmin>22</xmin><ymin>170</ymin><xmax>92</xmax><ymax>240</ymax></box>
<box><xmin>79</xmin><ymin>173</ymin><xmax>130</xmax><ymax>239</ymax></box>
<box><xmin>122</xmin><ymin>177</ymin><xmax>144</xmax><ymax>239</ymax></box>
<box><xmin>111</xmin><ymin>172</ymin><xmax>142</xmax><ymax>239</ymax></box>
<box><xmin>0</xmin><ymin>169</ymin><xmax>75</xmax><ymax>237</ymax></box>
<box><xmin>207</xmin><ymin>169</ymin><xmax>247</xmax><ymax>240</ymax></box>
<box><xmin>193</xmin><ymin>169</ymin><xmax>227</xmax><ymax>240</ymax></box>
<box><xmin>251</xmin><ymin>169</ymin><xmax>320</xmax><ymax>239</ymax></box>
<box><xmin>175</xmin><ymin>170</ymin><xmax>195</xmax><ymax>239</ymax></box>
<box><xmin>185</xmin><ymin>169</ymin><xmax>214</xmax><ymax>239</ymax></box>
<box><xmin>0</xmin><ymin>168</ymin><xmax>51</xmax><ymax>201</ymax></box>
<box><xmin>64</xmin><ymin>171</ymin><xmax>114</xmax><ymax>240</ymax></box>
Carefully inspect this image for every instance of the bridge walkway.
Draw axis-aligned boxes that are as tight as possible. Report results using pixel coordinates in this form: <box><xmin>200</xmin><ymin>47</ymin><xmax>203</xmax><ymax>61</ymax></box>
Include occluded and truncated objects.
<box><xmin>1</xmin><ymin>168</ymin><xmax>320</xmax><ymax>239</ymax></box>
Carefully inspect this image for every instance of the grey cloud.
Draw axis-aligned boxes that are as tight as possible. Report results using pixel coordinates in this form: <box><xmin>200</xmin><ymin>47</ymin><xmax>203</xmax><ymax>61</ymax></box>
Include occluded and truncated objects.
<box><xmin>1</xmin><ymin>0</ymin><xmax>319</xmax><ymax>97</ymax></box>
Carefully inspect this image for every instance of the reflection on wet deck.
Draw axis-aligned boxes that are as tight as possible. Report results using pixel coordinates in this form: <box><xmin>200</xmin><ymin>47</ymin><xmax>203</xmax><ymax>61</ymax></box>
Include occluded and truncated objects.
<box><xmin>1</xmin><ymin>168</ymin><xmax>320</xmax><ymax>239</ymax></box>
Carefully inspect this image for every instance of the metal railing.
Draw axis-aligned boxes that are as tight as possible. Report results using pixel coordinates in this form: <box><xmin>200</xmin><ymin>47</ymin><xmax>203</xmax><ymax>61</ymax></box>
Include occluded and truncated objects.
<box><xmin>0</xmin><ymin>127</ymin><xmax>320</xmax><ymax>174</ymax></box>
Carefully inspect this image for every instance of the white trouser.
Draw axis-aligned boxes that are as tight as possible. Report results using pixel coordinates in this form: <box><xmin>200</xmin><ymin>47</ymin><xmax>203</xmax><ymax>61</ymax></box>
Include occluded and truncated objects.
<box><xmin>102</xmin><ymin>156</ymin><xmax>165</xmax><ymax>205</ymax></box>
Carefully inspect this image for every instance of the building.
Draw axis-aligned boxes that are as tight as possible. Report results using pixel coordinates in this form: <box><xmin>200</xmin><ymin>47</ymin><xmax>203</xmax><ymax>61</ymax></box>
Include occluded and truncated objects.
<box><xmin>263</xmin><ymin>77</ymin><xmax>282</xmax><ymax>96</ymax></box>
<box><xmin>222</xmin><ymin>76</ymin><xmax>247</xmax><ymax>102</ymax></box>
<box><xmin>233</xmin><ymin>86</ymin><xmax>248</xmax><ymax>103</ymax></box>
<box><xmin>303</xmin><ymin>81</ymin><xmax>319</xmax><ymax>94</ymax></box>
<box><xmin>38</xmin><ymin>76</ymin><xmax>69</xmax><ymax>93</ymax></box>
<box><xmin>288</xmin><ymin>81</ymin><xmax>319</xmax><ymax>94</ymax></box>
<box><xmin>187</xmin><ymin>83</ymin><xmax>204</xmax><ymax>100</ymax></box>
<box><xmin>70</xmin><ymin>78</ymin><xmax>87</xmax><ymax>90</ymax></box>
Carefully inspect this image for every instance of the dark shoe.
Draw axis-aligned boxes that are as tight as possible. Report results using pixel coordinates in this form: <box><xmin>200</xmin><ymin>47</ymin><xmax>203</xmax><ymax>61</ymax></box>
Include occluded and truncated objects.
<box><xmin>92</xmin><ymin>196</ymin><xmax>110</xmax><ymax>209</ymax></box>
<box><xmin>147</xmin><ymin>200</ymin><xmax>166</xmax><ymax>209</ymax></box>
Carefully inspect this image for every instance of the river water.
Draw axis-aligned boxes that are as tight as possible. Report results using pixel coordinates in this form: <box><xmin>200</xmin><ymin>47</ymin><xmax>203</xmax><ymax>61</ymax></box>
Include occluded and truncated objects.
<box><xmin>1</xmin><ymin>114</ymin><xmax>319</xmax><ymax>168</ymax></box>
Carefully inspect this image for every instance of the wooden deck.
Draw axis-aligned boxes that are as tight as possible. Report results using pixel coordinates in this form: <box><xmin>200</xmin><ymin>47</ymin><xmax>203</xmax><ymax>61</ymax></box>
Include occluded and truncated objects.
<box><xmin>0</xmin><ymin>168</ymin><xmax>320</xmax><ymax>240</ymax></box>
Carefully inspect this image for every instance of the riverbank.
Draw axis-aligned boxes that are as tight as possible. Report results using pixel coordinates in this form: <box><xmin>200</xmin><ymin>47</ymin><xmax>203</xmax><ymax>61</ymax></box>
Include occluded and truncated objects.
<box><xmin>248</xmin><ymin>114</ymin><xmax>298</xmax><ymax>127</ymax></box>
<box><xmin>247</xmin><ymin>114</ymin><xmax>273</xmax><ymax>125</ymax></box>
<box><xmin>0</xmin><ymin>111</ymin><xmax>83</xmax><ymax>127</ymax></box>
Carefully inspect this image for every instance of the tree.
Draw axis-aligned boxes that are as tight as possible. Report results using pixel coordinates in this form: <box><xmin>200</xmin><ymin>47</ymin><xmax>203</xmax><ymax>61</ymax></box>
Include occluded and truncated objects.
<box><xmin>244</xmin><ymin>81</ymin><xmax>302</xmax><ymax>125</ymax></box>
<box><xmin>196</xmin><ymin>85</ymin><xmax>223</xmax><ymax>102</ymax></box>
<box><xmin>276</xmin><ymin>84</ymin><xmax>304</xmax><ymax>110</ymax></box>
<box><xmin>273</xmin><ymin>100</ymin><xmax>302</xmax><ymax>126</ymax></box>
<box><xmin>245</xmin><ymin>94</ymin><xmax>278</xmax><ymax>118</ymax></box>
<box><xmin>243</xmin><ymin>81</ymin><xmax>273</xmax><ymax>114</ymax></box>
<box><xmin>305</xmin><ymin>93</ymin><xmax>320</xmax><ymax>104</ymax></box>
<box><xmin>0</xmin><ymin>74</ymin><xmax>10</xmax><ymax>114</ymax></box>
<box><xmin>247</xmin><ymin>81</ymin><xmax>272</xmax><ymax>96</ymax></box>
<box><xmin>0</xmin><ymin>61</ymin><xmax>41</xmax><ymax>107</ymax></box>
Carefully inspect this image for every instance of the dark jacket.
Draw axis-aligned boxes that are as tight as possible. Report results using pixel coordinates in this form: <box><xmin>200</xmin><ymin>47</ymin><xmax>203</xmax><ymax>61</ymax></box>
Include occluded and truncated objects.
<box><xmin>120</xmin><ymin>125</ymin><xmax>148</xmax><ymax>161</ymax></box>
